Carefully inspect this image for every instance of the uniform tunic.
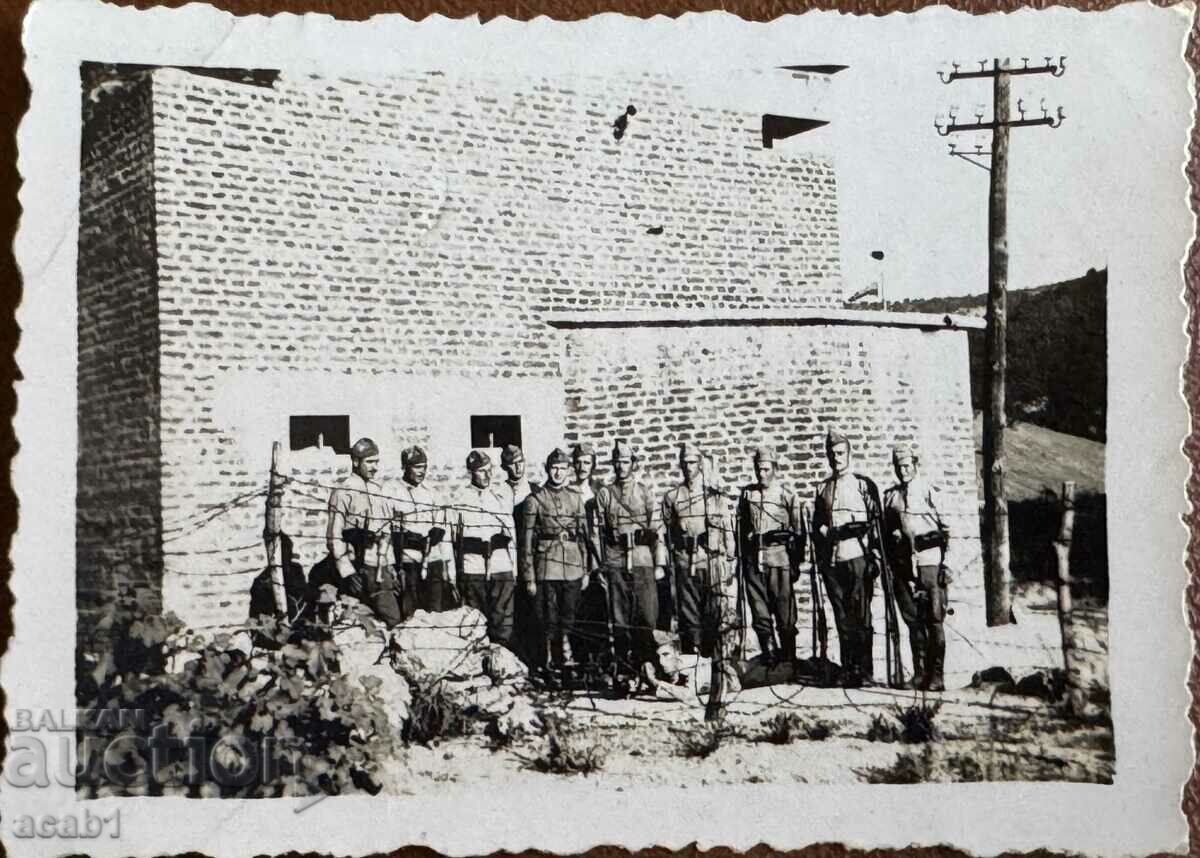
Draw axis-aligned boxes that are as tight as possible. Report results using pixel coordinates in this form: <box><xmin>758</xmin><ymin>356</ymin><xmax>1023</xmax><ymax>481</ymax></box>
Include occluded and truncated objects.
<box><xmin>392</xmin><ymin>480</ymin><xmax>452</xmax><ymax>570</ymax></box>
<box><xmin>736</xmin><ymin>482</ymin><xmax>804</xmax><ymax>641</ymax></box>
<box><xmin>453</xmin><ymin>483</ymin><xmax>516</xmax><ymax>578</ymax></box>
<box><xmin>595</xmin><ymin>479</ymin><xmax>666</xmax><ymax>670</ymax></box>
<box><xmin>882</xmin><ymin>479</ymin><xmax>949</xmax><ymax>569</ymax></box>
<box><xmin>811</xmin><ymin>472</ymin><xmax>883</xmax><ymax>682</ymax></box>
<box><xmin>326</xmin><ymin>474</ymin><xmax>401</xmax><ymax>626</ymax></box>
<box><xmin>594</xmin><ymin>480</ymin><xmax>667</xmax><ymax>571</ymax></box>
<box><xmin>327</xmin><ymin>474</ymin><xmax>393</xmax><ymax>572</ymax></box>
<box><xmin>663</xmin><ymin>481</ymin><xmax>734</xmax><ymax>653</ymax></box>
<box><xmin>520</xmin><ymin>483</ymin><xmax>590</xmax><ymax>583</ymax></box>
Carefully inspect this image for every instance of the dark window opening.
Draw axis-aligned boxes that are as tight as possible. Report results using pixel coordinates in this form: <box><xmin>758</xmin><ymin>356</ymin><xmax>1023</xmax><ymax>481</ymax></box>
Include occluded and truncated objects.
<box><xmin>290</xmin><ymin>415</ymin><xmax>351</xmax><ymax>454</ymax></box>
<box><xmin>470</xmin><ymin>415</ymin><xmax>522</xmax><ymax>449</ymax></box>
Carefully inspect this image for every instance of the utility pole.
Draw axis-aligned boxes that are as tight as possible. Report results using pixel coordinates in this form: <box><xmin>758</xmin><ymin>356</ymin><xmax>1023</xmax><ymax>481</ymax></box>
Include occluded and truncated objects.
<box><xmin>935</xmin><ymin>57</ymin><xmax>1065</xmax><ymax>627</ymax></box>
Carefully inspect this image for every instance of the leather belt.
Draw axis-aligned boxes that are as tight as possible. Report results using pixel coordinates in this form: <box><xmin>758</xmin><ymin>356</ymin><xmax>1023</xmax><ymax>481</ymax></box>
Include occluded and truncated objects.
<box><xmin>675</xmin><ymin>531</ymin><xmax>716</xmax><ymax>552</ymax></box>
<box><xmin>913</xmin><ymin>529</ymin><xmax>948</xmax><ymax>552</ymax></box>
<box><xmin>747</xmin><ymin>529</ymin><xmax>793</xmax><ymax>549</ymax></box>
<box><xmin>537</xmin><ymin>531</ymin><xmax>578</xmax><ymax>545</ymax></box>
<box><xmin>605</xmin><ymin>528</ymin><xmax>652</xmax><ymax>549</ymax></box>
<box><xmin>460</xmin><ymin>536</ymin><xmax>493</xmax><ymax>557</ymax></box>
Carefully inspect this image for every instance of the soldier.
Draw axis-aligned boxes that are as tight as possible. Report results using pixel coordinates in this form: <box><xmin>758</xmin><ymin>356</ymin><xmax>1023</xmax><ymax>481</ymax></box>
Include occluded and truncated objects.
<box><xmin>500</xmin><ymin>444</ymin><xmax>540</xmax><ymax>667</ymax></box>
<box><xmin>325</xmin><ymin>437</ymin><xmax>402</xmax><ymax>627</ymax></box>
<box><xmin>736</xmin><ymin>446</ymin><xmax>805</xmax><ymax>668</ymax></box>
<box><xmin>452</xmin><ymin>450</ymin><xmax>517</xmax><ymax>649</ymax></box>
<box><xmin>569</xmin><ymin>442</ymin><xmax>606</xmax><ymax>668</ymax></box>
<box><xmin>393</xmin><ymin>445</ymin><xmax>452</xmax><ymax>618</ymax></box>
<box><xmin>595</xmin><ymin>440</ymin><xmax>668</xmax><ymax>690</ymax></box>
<box><xmin>882</xmin><ymin>444</ymin><xmax>951</xmax><ymax>691</ymax></box>
<box><xmin>662</xmin><ymin>442</ymin><xmax>736</xmax><ymax>657</ymax></box>
<box><xmin>811</xmin><ymin>430</ymin><xmax>885</xmax><ymax>688</ymax></box>
<box><xmin>520</xmin><ymin>448</ymin><xmax>594</xmax><ymax>687</ymax></box>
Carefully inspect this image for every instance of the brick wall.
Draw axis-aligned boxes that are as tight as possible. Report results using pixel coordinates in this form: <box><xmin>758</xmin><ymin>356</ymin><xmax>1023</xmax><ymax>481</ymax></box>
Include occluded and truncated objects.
<box><xmin>136</xmin><ymin>67</ymin><xmax>845</xmax><ymax>629</ymax></box>
<box><xmin>76</xmin><ymin>67</ymin><xmax>164</xmax><ymax>626</ymax></box>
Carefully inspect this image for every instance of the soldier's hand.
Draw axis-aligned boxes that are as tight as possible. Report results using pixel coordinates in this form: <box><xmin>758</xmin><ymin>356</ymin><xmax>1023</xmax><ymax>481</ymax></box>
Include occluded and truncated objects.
<box><xmin>654</xmin><ymin>565</ymin><xmax>666</xmax><ymax>581</ymax></box>
<box><xmin>525</xmin><ymin>580</ymin><xmax>537</xmax><ymax>597</ymax></box>
<box><xmin>581</xmin><ymin>574</ymin><xmax>590</xmax><ymax>591</ymax></box>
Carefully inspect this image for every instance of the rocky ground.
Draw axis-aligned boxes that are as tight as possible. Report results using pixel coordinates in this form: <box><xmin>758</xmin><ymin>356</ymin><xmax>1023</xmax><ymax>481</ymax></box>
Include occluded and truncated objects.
<box><xmin>361</xmin><ymin>582</ymin><xmax>1112</xmax><ymax>790</ymax></box>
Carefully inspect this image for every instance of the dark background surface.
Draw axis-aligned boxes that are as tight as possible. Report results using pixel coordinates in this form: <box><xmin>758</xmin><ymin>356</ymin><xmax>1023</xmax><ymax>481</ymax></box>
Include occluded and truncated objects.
<box><xmin>0</xmin><ymin>0</ymin><xmax>1194</xmax><ymax>854</ymax></box>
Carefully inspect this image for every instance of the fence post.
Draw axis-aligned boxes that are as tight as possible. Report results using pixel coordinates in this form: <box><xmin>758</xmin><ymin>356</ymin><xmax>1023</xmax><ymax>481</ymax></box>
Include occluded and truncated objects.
<box><xmin>1053</xmin><ymin>480</ymin><xmax>1085</xmax><ymax>713</ymax></box>
<box><xmin>265</xmin><ymin>441</ymin><xmax>287</xmax><ymax>618</ymax></box>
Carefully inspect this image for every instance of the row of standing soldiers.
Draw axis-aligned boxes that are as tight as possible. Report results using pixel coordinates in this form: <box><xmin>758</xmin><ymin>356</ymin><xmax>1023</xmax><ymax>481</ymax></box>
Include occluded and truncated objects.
<box><xmin>321</xmin><ymin>431</ymin><xmax>952</xmax><ymax>692</ymax></box>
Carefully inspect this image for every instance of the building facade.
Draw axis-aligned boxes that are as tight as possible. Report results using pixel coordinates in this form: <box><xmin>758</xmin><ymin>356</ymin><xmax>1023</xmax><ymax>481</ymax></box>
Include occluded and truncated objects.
<box><xmin>77</xmin><ymin>63</ymin><xmax>988</xmax><ymax>680</ymax></box>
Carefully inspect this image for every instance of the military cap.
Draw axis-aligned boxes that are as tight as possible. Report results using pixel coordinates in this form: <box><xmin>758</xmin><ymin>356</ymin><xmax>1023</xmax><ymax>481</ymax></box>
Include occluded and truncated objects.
<box><xmin>611</xmin><ymin>439</ymin><xmax>635</xmax><ymax>460</ymax></box>
<box><xmin>571</xmin><ymin>442</ymin><xmax>596</xmax><ymax>462</ymax></box>
<box><xmin>466</xmin><ymin>449</ymin><xmax>492</xmax><ymax>472</ymax></box>
<box><xmin>891</xmin><ymin>443</ymin><xmax>918</xmax><ymax>465</ymax></box>
<box><xmin>678</xmin><ymin>441</ymin><xmax>702</xmax><ymax>461</ymax></box>
<box><xmin>752</xmin><ymin>445</ymin><xmax>777</xmax><ymax>464</ymax></box>
<box><xmin>400</xmin><ymin>445</ymin><xmax>428</xmax><ymax>468</ymax></box>
<box><xmin>825</xmin><ymin>430</ymin><xmax>851</xmax><ymax>451</ymax></box>
<box><xmin>349</xmin><ymin>437</ymin><xmax>379</xmax><ymax>460</ymax></box>
<box><xmin>500</xmin><ymin>444</ymin><xmax>524</xmax><ymax>466</ymax></box>
<box><xmin>545</xmin><ymin>447</ymin><xmax>571</xmax><ymax>468</ymax></box>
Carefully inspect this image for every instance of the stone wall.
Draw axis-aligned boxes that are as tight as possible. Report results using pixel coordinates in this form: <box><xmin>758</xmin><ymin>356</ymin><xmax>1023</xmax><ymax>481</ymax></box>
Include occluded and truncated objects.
<box><xmin>76</xmin><ymin>67</ymin><xmax>163</xmax><ymax>626</ymax></box>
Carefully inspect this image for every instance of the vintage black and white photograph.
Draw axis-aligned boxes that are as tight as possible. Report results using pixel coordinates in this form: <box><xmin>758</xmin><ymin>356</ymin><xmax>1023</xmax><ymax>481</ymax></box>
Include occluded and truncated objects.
<box><xmin>7</xmin><ymin>0</ymin><xmax>1194</xmax><ymax>854</ymax></box>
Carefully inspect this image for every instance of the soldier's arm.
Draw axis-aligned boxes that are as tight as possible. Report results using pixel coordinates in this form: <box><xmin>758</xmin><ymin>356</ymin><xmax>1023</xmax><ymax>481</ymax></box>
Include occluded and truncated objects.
<box><xmin>326</xmin><ymin>489</ymin><xmax>357</xmax><ymax>580</ymax></box>
<box><xmin>647</xmin><ymin>486</ymin><xmax>668</xmax><ymax>568</ymax></box>
<box><xmin>520</xmin><ymin>494</ymin><xmax>538</xmax><ymax>584</ymax></box>
<box><xmin>862</xmin><ymin>477</ymin><xmax>884</xmax><ymax>557</ymax></box>
<box><xmin>929</xmin><ymin>485</ymin><xmax>952</xmax><ymax>564</ymax></box>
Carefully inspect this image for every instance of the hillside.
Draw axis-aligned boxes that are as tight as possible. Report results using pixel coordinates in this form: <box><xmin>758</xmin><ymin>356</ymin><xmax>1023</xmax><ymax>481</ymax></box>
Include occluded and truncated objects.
<box><xmin>893</xmin><ymin>268</ymin><xmax>1107</xmax><ymax>441</ymax></box>
<box><xmin>974</xmin><ymin>414</ymin><xmax>1105</xmax><ymax>502</ymax></box>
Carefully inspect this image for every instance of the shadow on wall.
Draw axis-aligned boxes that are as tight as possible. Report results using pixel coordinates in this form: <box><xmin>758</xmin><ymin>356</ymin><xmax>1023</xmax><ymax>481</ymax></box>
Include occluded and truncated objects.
<box><xmin>1002</xmin><ymin>491</ymin><xmax>1108</xmax><ymax>600</ymax></box>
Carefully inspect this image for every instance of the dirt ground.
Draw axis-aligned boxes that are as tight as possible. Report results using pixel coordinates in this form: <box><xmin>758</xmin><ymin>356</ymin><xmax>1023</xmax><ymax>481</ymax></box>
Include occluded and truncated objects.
<box><xmin>381</xmin><ymin>583</ymin><xmax>1112</xmax><ymax>788</ymax></box>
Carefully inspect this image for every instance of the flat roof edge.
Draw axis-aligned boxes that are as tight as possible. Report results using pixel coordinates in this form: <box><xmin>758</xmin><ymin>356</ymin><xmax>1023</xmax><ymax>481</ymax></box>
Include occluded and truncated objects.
<box><xmin>545</xmin><ymin>308</ymin><xmax>987</xmax><ymax>332</ymax></box>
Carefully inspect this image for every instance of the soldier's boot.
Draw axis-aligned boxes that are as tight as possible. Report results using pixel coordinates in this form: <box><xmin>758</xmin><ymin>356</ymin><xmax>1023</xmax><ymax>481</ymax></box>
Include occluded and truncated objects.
<box><xmin>859</xmin><ymin>627</ymin><xmax>876</xmax><ymax>687</ymax></box>
<box><xmin>926</xmin><ymin>624</ymin><xmax>946</xmax><ymax>692</ymax></box>
<box><xmin>756</xmin><ymin>632</ymin><xmax>776</xmax><ymax>667</ymax></box>
<box><xmin>777</xmin><ymin>632</ymin><xmax>797</xmax><ymax>668</ymax></box>
<box><xmin>907</xmin><ymin>628</ymin><xmax>927</xmax><ymax>690</ymax></box>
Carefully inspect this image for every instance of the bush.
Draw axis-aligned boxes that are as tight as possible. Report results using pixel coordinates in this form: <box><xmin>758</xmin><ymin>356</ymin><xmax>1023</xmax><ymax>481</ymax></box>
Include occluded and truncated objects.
<box><xmin>404</xmin><ymin>678</ymin><xmax>474</xmax><ymax>746</ymax></box>
<box><xmin>861</xmin><ymin>746</ymin><xmax>935</xmax><ymax>784</ymax></box>
<box><xmin>865</xmin><ymin>712</ymin><xmax>902</xmax><ymax>743</ymax></box>
<box><xmin>76</xmin><ymin>584</ymin><xmax>399</xmax><ymax>798</ymax></box>
<box><xmin>895</xmin><ymin>700</ymin><xmax>942</xmax><ymax>743</ymax></box>
<box><xmin>675</xmin><ymin>720</ymin><xmax>737</xmax><ymax>759</ymax></box>
<box><xmin>864</xmin><ymin>702</ymin><xmax>942</xmax><ymax>744</ymax></box>
<box><xmin>528</xmin><ymin>714</ymin><xmax>606</xmax><ymax>774</ymax></box>
<box><xmin>759</xmin><ymin>712</ymin><xmax>833</xmax><ymax>744</ymax></box>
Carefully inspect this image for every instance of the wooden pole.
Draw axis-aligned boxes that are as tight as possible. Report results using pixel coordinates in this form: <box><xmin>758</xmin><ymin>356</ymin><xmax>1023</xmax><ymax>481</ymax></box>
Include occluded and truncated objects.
<box><xmin>983</xmin><ymin>58</ymin><xmax>1015</xmax><ymax>626</ymax></box>
<box><xmin>1054</xmin><ymin>481</ymin><xmax>1085</xmax><ymax>713</ymax></box>
<box><xmin>265</xmin><ymin>441</ymin><xmax>287</xmax><ymax>619</ymax></box>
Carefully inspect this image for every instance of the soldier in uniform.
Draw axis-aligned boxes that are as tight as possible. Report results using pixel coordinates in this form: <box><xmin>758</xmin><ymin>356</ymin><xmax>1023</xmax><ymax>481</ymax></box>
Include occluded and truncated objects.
<box><xmin>325</xmin><ymin>437</ymin><xmax>402</xmax><ymax>627</ymax></box>
<box><xmin>452</xmin><ymin>450</ymin><xmax>517</xmax><ymax>649</ymax></box>
<box><xmin>882</xmin><ymin>444</ymin><xmax>951</xmax><ymax>691</ymax></box>
<box><xmin>393</xmin><ymin>445</ymin><xmax>452</xmax><ymax>619</ymax></box>
<box><xmin>736</xmin><ymin>446</ymin><xmax>805</xmax><ymax>667</ymax></box>
<box><xmin>520</xmin><ymin>448</ymin><xmax>595</xmax><ymax>687</ymax></box>
<box><xmin>500</xmin><ymin>444</ymin><xmax>540</xmax><ymax>667</ymax></box>
<box><xmin>595</xmin><ymin>440</ymin><xmax>668</xmax><ymax>688</ymax></box>
<box><xmin>569</xmin><ymin>442</ymin><xmax>606</xmax><ymax>668</ymax></box>
<box><xmin>662</xmin><ymin>442</ymin><xmax>735</xmax><ymax>657</ymax></box>
<box><xmin>811</xmin><ymin>430</ymin><xmax>885</xmax><ymax>687</ymax></box>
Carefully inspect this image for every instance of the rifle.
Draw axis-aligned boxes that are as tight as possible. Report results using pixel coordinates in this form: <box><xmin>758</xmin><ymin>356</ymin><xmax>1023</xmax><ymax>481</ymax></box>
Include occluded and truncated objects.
<box><xmin>731</xmin><ymin>509</ymin><xmax>746</xmax><ymax>661</ymax></box>
<box><xmin>663</xmin><ymin>517</ymin><xmax>679</xmax><ymax>636</ymax></box>
<box><xmin>871</xmin><ymin>514</ymin><xmax>905</xmax><ymax>689</ymax></box>
<box><xmin>806</xmin><ymin>520</ymin><xmax>829</xmax><ymax>663</ymax></box>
